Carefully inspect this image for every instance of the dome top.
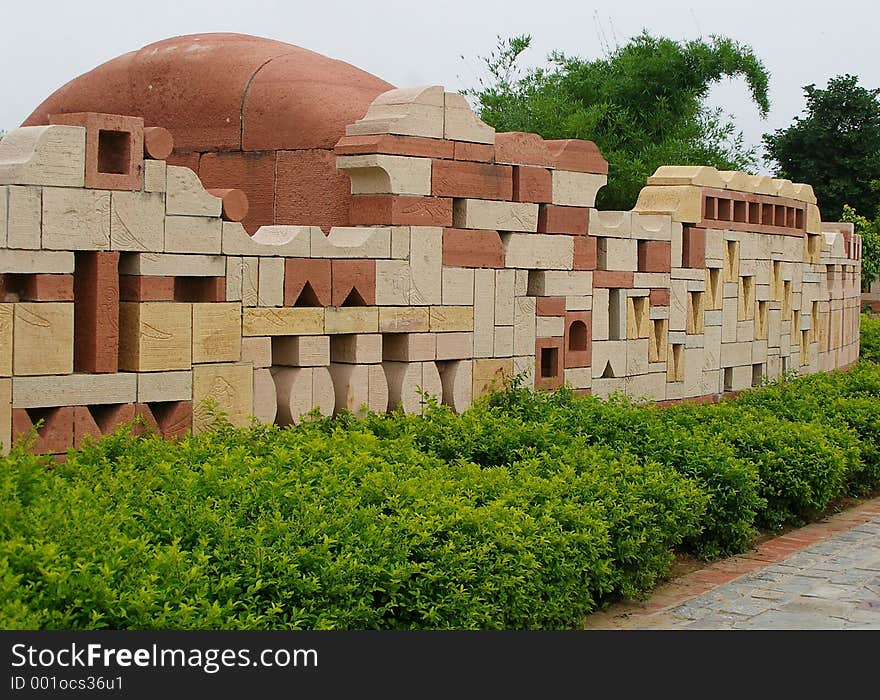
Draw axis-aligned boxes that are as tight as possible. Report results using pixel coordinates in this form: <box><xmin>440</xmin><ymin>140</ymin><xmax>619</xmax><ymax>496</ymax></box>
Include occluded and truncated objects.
<box><xmin>24</xmin><ymin>33</ymin><xmax>395</xmax><ymax>152</ymax></box>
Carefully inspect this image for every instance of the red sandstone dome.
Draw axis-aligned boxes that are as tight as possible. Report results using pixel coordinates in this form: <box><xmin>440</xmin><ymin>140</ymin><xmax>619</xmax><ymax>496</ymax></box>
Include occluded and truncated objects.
<box><xmin>25</xmin><ymin>33</ymin><xmax>395</xmax><ymax>231</ymax></box>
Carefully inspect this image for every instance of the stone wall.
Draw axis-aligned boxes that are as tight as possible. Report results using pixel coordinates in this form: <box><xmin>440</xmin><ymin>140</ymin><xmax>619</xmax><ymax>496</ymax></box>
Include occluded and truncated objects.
<box><xmin>0</xmin><ymin>85</ymin><xmax>862</xmax><ymax>457</ymax></box>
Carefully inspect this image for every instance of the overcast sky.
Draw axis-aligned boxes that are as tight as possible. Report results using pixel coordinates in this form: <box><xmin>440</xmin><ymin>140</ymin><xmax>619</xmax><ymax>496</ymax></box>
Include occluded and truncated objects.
<box><xmin>1</xmin><ymin>0</ymin><xmax>876</xmax><ymax>169</ymax></box>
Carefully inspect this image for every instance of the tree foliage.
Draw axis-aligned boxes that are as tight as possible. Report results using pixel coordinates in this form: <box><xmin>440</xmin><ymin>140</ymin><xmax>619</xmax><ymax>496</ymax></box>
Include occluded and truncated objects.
<box><xmin>466</xmin><ymin>32</ymin><xmax>770</xmax><ymax>209</ymax></box>
<box><xmin>764</xmin><ymin>75</ymin><xmax>880</xmax><ymax>221</ymax></box>
<box><xmin>841</xmin><ymin>204</ymin><xmax>880</xmax><ymax>289</ymax></box>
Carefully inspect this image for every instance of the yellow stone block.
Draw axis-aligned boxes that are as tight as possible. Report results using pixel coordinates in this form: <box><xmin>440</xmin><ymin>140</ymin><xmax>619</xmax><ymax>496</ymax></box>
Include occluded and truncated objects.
<box><xmin>119</xmin><ymin>302</ymin><xmax>192</xmax><ymax>372</ymax></box>
<box><xmin>429</xmin><ymin>306</ymin><xmax>474</xmax><ymax>332</ymax></box>
<box><xmin>242</xmin><ymin>307</ymin><xmax>324</xmax><ymax>336</ymax></box>
<box><xmin>633</xmin><ymin>185</ymin><xmax>703</xmax><ymax>223</ymax></box>
<box><xmin>472</xmin><ymin>358</ymin><xmax>513</xmax><ymax>400</ymax></box>
<box><xmin>13</xmin><ymin>302</ymin><xmax>74</xmax><ymax>376</ymax></box>
<box><xmin>0</xmin><ymin>304</ymin><xmax>12</xmax><ymax>376</ymax></box>
<box><xmin>192</xmin><ymin>303</ymin><xmax>242</xmax><ymax>363</ymax></box>
<box><xmin>324</xmin><ymin>307</ymin><xmax>379</xmax><ymax>334</ymax></box>
<box><xmin>378</xmin><ymin>306</ymin><xmax>430</xmax><ymax>333</ymax></box>
<box><xmin>0</xmin><ymin>378</ymin><xmax>10</xmax><ymax>455</ymax></box>
<box><xmin>192</xmin><ymin>363</ymin><xmax>254</xmax><ymax>433</ymax></box>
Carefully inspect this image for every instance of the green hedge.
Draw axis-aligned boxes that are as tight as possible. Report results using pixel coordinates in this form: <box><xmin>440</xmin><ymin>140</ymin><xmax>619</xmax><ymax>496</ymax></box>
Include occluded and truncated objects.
<box><xmin>862</xmin><ymin>313</ymin><xmax>880</xmax><ymax>363</ymax></box>
<box><xmin>1</xmin><ymin>325</ymin><xmax>879</xmax><ymax>630</ymax></box>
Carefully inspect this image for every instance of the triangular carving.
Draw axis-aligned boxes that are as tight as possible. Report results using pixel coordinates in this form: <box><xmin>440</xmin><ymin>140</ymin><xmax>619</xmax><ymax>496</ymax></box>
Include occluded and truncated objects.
<box><xmin>341</xmin><ymin>287</ymin><xmax>367</xmax><ymax>307</ymax></box>
<box><xmin>601</xmin><ymin>361</ymin><xmax>615</xmax><ymax>379</ymax></box>
<box><xmin>294</xmin><ymin>282</ymin><xmax>321</xmax><ymax>307</ymax></box>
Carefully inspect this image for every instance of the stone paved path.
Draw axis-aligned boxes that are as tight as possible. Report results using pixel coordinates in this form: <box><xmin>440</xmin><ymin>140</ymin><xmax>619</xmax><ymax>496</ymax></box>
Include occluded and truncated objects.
<box><xmin>585</xmin><ymin>496</ymin><xmax>880</xmax><ymax>629</ymax></box>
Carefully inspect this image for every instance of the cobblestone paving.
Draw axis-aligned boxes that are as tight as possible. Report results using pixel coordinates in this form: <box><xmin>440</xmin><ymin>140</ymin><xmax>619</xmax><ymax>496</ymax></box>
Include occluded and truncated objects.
<box><xmin>585</xmin><ymin>498</ymin><xmax>880</xmax><ymax>630</ymax></box>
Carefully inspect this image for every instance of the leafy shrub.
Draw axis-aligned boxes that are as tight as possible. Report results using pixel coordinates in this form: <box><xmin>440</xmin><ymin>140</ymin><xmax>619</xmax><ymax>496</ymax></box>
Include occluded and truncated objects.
<box><xmin>862</xmin><ymin>313</ymin><xmax>880</xmax><ymax>363</ymax></box>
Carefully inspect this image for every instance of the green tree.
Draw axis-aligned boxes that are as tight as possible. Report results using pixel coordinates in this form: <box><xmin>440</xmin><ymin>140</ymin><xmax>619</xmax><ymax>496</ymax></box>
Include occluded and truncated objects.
<box><xmin>840</xmin><ymin>205</ymin><xmax>880</xmax><ymax>291</ymax></box>
<box><xmin>763</xmin><ymin>75</ymin><xmax>880</xmax><ymax>221</ymax></box>
<box><xmin>466</xmin><ymin>33</ymin><xmax>770</xmax><ymax>210</ymax></box>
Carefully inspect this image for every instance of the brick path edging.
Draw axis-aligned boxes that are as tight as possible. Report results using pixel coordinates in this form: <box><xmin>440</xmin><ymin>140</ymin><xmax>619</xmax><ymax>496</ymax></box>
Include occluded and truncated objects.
<box><xmin>584</xmin><ymin>495</ymin><xmax>880</xmax><ymax>629</ymax></box>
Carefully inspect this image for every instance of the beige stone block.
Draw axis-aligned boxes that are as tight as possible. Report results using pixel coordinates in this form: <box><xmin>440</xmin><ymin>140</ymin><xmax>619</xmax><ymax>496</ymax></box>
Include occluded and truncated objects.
<box><xmin>330</xmin><ymin>333</ymin><xmax>383</xmax><ymax>364</ymax></box>
<box><xmin>0</xmin><ymin>249</ymin><xmax>73</xmax><ymax>274</ymax></box>
<box><xmin>444</xmin><ymin>92</ymin><xmax>495</xmax><ymax>143</ymax></box>
<box><xmin>473</xmin><ymin>268</ymin><xmax>495</xmax><ymax>357</ymax></box>
<box><xmin>110</xmin><ymin>191</ymin><xmax>165</xmax><ymax>251</ymax></box>
<box><xmin>703</xmin><ymin>325</ymin><xmax>721</xmax><ymax>369</ymax></box>
<box><xmin>592</xmin><ymin>287</ymin><xmax>609</xmax><ymax>341</ymax></box>
<box><xmin>566</xmin><ymin>295</ymin><xmax>592</xmax><ymax>311</ymax></box>
<box><xmin>442</xmin><ymin>267</ymin><xmax>475</xmax><ymax>306</ymax></box>
<box><xmin>684</xmin><ymin>346</ymin><xmax>706</xmax><ymax>396</ymax></box>
<box><xmin>240</xmin><ymin>336</ymin><xmax>272</xmax><ymax>368</ymax></box>
<box><xmin>604</xmin><ymin>238</ymin><xmax>638</xmax><ymax>272</ymax></box>
<box><xmin>0</xmin><ymin>378</ymin><xmax>9</xmax><ymax>455</ymax></box>
<box><xmin>311</xmin><ymin>226</ymin><xmax>392</xmax><ymax>258</ymax></box>
<box><xmin>221</xmin><ymin>222</ymin><xmax>312</xmax><ymax>257</ymax></box>
<box><xmin>503</xmin><ymin>233</ymin><xmax>573</xmax><ymax>269</ymax></box>
<box><xmin>722</xmin><ymin>296</ymin><xmax>738</xmax><ymax>343</ymax></box>
<box><xmin>429</xmin><ymin>306</ymin><xmax>474</xmax><ymax>332</ymax></box>
<box><xmin>536</xmin><ymin>316</ymin><xmax>565</xmax><ymax>338</ymax></box>
<box><xmin>527</xmin><ymin>270</ymin><xmax>591</xmax><ymax>297</ymax></box>
<box><xmin>273</xmin><ymin>366</ymin><xmax>335</xmax><ymax>424</ymax></box>
<box><xmin>564</xmin><ymin>367</ymin><xmax>592</xmax><ymax>391</ymax></box>
<box><xmin>0</xmin><ymin>125</ymin><xmax>85</xmax><ymax>187</ymax></box>
<box><xmin>192</xmin><ymin>363</ymin><xmax>253</xmax><ymax>432</ymax></box>
<box><xmin>272</xmin><ymin>335</ymin><xmax>330</xmax><ymax>366</ymax></box>
<box><xmin>0</xmin><ymin>304</ymin><xmax>11</xmax><ymax>376</ymax></box>
<box><xmin>592</xmin><ymin>340</ymin><xmax>627</xmax><ymax>379</ymax></box>
<box><xmin>347</xmin><ymin>86</ymin><xmax>445</xmax><ymax>139</ymax></box>
<box><xmin>633</xmin><ymin>272</ymin><xmax>669</xmax><ymax>289</ymax></box>
<box><xmin>325</xmin><ymin>307</ymin><xmax>379</xmax><ymax>334</ymax></box>
<box><xmin>626</xmin><ymin>371</ymin><xmax>667</xmax><ymax>401</ymax></box>
<box><xmin>119</xmin><ymin>252</ymin><xmax>225</xmax><ymax>277</ymax></box>
<box><xmin>144</xmin><ymin>159</ymin><xmax>166</xmax><ymax>193</ymax></box>
<box><xmin>6</xmin><ymin>186</ymin><xmax>41</xmax><ymax>249</ymax></box>
<box><xmin>551</xmin><ymin>170</ymin><xmax>606</xmax><ymax>207</ymax></box>
<box><xmin>376</xmin><ymin>260</ymin><xmax>413</xmax><ymax>306</ymax></box>
<box><xmin>806</xmin><ymin>204</ymin><xmax>821</xmax><ymax>234</ymax></box>
<box><xmin>633</xmin><ymin>214</ymin><xmax>673</xmax><ymax>242</ymax></box>
<box><xmin>13</xmin><ymin>302</ymin><xmax>73</xmax><ymax>376</ymax></box>
<box><xmin>647</xmin><ymin>165</ymin><xmax>724</xmax><ymax>189</ymax></box>
<box><xmin>252</xmin><ymin>368</ymin><xmax>277</xmax><ymax>424</ymax></box>
<box><xmin>472</xmin><ymin>358</ymin><xmax>513</xmax><ymax>400</ymax></box>
<box><xmin>242</xmin><ymin>307</ymin><xmax>324</xmax><ymax>336</ymax></box>
<box><xmin>336</xmin><ymin>154</ymin><xmax>432</xmax><ymax>195</ymax></box>
<box><xmin>633</xmin><ymin>185</ymin><xmax>702</xmax><ymax>223</ymax></box>
<box><xmin>721</xmin><ymin>341</ymin><xmax>752</xmax><ymax>367</ymax></box>
<box><xmin>119</xmin><ymin>302</ymin><xmax>192</xmax><ymax>372</ymax></box>
<box><xmin>514</xmin><ymin>269</ymin><xmax>529</xmax><ymax>296</ymax></box>
<box><xmin>494</xmin><ymin>325</ymin><xmax>514</xmax><ymax>357</ymax></box>
<box><xmin>258</xmin><ymin>257</ymin><xmax>284</xmax><ymax>307</ymax></box>
<box><xmin>513</xmin><ymin>297</ymin><xmax>536</xmax><ymax>356</ymax></box>
<box><xmin>439</xmin><ymin>359</ymin><xmax>473</xmax><ymax>412</ymax></box>
<box><xmin>513</xmin><ymin>355</ymin><xmax>536</xmax><ymax>388</ymax></box>
<box><xmin>192</xmin><ymin>303</ymin><xmax>241</xmax><ymax>363</ymax></box>
<box><xmin>385</xmin><ymin>360</ymin><xmax>442</xmax><ymax>413</ymax></box>
<box><xmin>494</xmin><ymin>269</ymin><xmax>515</xmax><ymax>326</ymax></box>
<box><xmin>670</xmin><ymin>279</ymin><xmax>688</xmax><ymax>332</ymax></box>
<box><xmin>383</xmin><ymin>333</ymin><xmax>436</xmax><ymax>361</ymax></box>
<box><xmin>453</xmin><ymin>199</ymin><xmax>538</xmax><ymax>232</ymax></box>
<box><xmin>627</xmin><ymin>338</ymin><xmax>650</xmax><ymax>375</ymax></box>
<box><xmin>166</xmin><ymin>165</ymin><xmax>222</xmax><ymax>217</ymax></box>
<box><xmin>391</xmin><ymin>226</ymin><xmax>410</xmax><ymax>259</ymax></box>
<box><xmin>328</xmin><ymin>362</ymin><xmax>388</xmax><ymax>416</ymax></box>
<box><xmin>241</xmin><ymin>257</ymin><xmax>260</xmax><ymax>307</ymax></box>
<box><xmin>379</xmin><ymin>307</ymin><xmax>430</xmax><ymax>333</ymax></box>
<box><xmin>12</xmin><ymin>373</ymin><xmax>137</xmax><ymax>409</ymax></box>
<box><xmin>163</xmin><ymin>215</ymin><xmax>222</xmax><ymax>254</ymax></box>
<box><xmin>137</xmin><ymin>371</ymin><xmax>193</xmax><ymax>403</ymax></box>
<box><xmin>409</xmin><ymin>226</ymin><xmax>443</xmax><ymax>304</ymax></box>
<box><xmin>435</xmin><ymin>331</ymin><xmax>473</xmax><ymax>360</ymax></box>
<box><xmin>0</xmin><ymin>186</ymin><xmax>6</xmax><ymax>248</ymax></box>
<box><xmin>591</xmin><ymin>376</ymin><xmax>628</xmax><ymax>399</ymax></box>
<box><xmin>226</xmin><ymin>257</ymin><xmax>242</xmax><ymax>302</ymax></box>
<box><xmin>590</xmin><ymin>210</ymin><xmax>632</xmax><ymax>239</ymax></box>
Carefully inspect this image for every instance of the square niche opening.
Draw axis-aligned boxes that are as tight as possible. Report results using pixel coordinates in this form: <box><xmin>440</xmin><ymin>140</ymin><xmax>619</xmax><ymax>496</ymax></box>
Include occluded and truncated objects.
<box><xmin>98</xmin><ymin>129</ymin><xmax>132</xmax><ymax>174</ymax></box>
<box><xmin>540</xmin><ymin>346</ymin><xmax>559</xmax><ymax>378</ymax></box>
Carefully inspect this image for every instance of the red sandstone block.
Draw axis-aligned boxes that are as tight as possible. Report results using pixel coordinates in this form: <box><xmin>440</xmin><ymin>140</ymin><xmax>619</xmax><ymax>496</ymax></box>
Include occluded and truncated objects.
<box><xmin>74</xmin><ymin>251</ymin><xmax>120</xmax><ymax>374</ymax></box>
<box><xmin>3</xmin><ymin>274</ymin><xmax>74</xmax><ymax>301</ymax></box>
<box><xmin>91</xmin><ymin>403</ymin><xmax>159</xmax><ymax>436</ymax></box>
<box><xmin>174</xmin><ymin>277</ymin><xmax>225</xmax><ymax>303</ymax></box>
<box><xmin>535</xmin><ymin>297</ymin><xmax>566</xmax><ymax>317</ymax></box>
<box><xmin>535</xmin><ymin>337</ymin><xmax>565</xmax><ymax>391</ymax></box>
<box><xmin>285</xmin><ymin>258</ymin><xmax>332</xmax><ymax>307</ymax></box>
<box><xmin>50</xmin><ymin>112</ymin><xmax>144</xmax><ymax>191</ymax></box>
<box><xmin>334</xmin><ymin>134</ymin><xmax>455</xmax><ymax>159</ymax></box>
<box><xmin>513</xmin><ymin>166</ymin><xmax>552</xmax><ymax>203</ymax></box>
<box><xmin>545</xmin><ymin>139</ymin><xmax>609</xmax><ymax>174</ymax></box>
<box><xmin>573</xmin><ymin>236</ymin><xmax>597</xmax><ymax>271</ymax></box>
<box><xmin>538</xmin><ymin>204</ymin><xmax>590</xmax><ymax>234</ymax></box>
<box><xmin>593</xmin><ymin>270</ymin><xmax>634</xmax><ymax>288</ymax></box>
<box><xmin>150</xmin><ymin>401</ymin><xmax>192</xmax><ymax>439</ymax></box>
<box><xmin>119</xmin><ymin>275</ymin><xmax>175</xmax><ymax>302</ymax></box>
<box><xmin>350</xmin><ymin>195</ymin><xmax>453</xmax><ymax>227</ymax></box>
<box><xmin>638</xmin><ymin>240</ymin><xmax>672</xmax><ymax>273</ymax></box>
<box><xmin>165</xmin><ymin>152</ymin><xmax>201</xmax><ymax>172</ymax></box>
<box><xmin>431</xmin><ymin>160</ymin><xmax>513</xmax><ymax>200</ymax></box>
<box><xmin>331</xmin><ymin>259</ymin><xmax>376</xmax><ymax>306</ymax></box>
<box><xmin>73</xmin><ymin>406</ymin><xmax>102</xmax><ymax>449</ymax></box>
<box><xmin>442</xmin><ymin>228</ymin><xmax>504</xmax><ymax>268</ymax></box>
<box><xmin>206</xmin><ymin>188</ymin><xmax>249</xmax><ymax>222</ymax></box>
<box><xmin>143</xmin><ymin>126</ymin><xmax>174</xmax><ymax>160</ymax></box>
<box><xmin>650</xmin><ymin>288</ymin><xmax>670</xmax><ymax>306</ymax></box>
<box><xmin>682</xmin><ymin>227</ymin><xmax>706</xmax><ymax>269</ymax></box>
<box><xmin>12</xmin><ymin>407</ymin><xmax>74</xmax><ymax>454</ymax></box>
<box><xmin>494</xmin><ymin>132</ymin><xmax>554</xmax><ymax>167</ymax></box>
<box><xmin>564</xmin><ymin>311</ymin><xmax>592</xmax><ymax>368</ymax></box>
<box><xmin>198</xmin><ymin>151</ymin><xmax>276</xmax><ymax>234</ymax></box>
<box><xmin>276</xmin><ymin>149</ymin><xmax>352</xmax><ymax>231</ymax></box>
<box><xmin>453</xmin><ymin>141</ymin><xmax>495</xmax><ymax>162</ymax></box>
